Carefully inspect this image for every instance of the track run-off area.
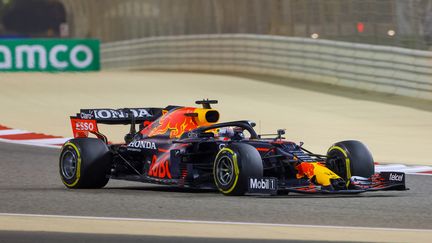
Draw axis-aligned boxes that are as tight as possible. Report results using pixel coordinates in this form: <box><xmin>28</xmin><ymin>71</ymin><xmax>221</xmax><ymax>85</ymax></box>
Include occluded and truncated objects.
<box><xmin>1</xmin><ymin>71</ymin><xmax>432</xmax><ymax>242</ymax></box>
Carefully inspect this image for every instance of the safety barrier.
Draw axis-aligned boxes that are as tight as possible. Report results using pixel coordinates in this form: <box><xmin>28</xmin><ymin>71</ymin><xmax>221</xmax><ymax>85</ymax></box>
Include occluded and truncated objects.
<box><xmin>102</xmin><ymin>34</ymin><xmax>432</xmax><ymax>100</ymax></box>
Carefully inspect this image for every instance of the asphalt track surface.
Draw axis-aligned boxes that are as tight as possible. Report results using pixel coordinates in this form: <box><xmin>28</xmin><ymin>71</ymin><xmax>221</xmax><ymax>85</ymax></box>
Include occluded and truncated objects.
<box><xmin>1</xmin><ymin>141</ymin><xmax>431</xmax><ymax>230</ymax></box>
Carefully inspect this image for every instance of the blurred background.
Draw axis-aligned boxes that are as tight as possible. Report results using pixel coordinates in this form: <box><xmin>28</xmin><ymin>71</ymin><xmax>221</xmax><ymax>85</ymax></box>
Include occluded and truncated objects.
<box><xmin>0</xmin><ymin>0</ymin><xmax>66</xmax><ymax>38</ymax></box>
<box><xmin>0</xmin><ymin>0</ymin><xmax>431</xmax><ymax>50</ymax></box>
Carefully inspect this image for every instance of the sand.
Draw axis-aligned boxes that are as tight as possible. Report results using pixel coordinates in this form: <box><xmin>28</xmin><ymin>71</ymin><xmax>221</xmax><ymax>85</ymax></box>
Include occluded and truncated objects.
<box><xmin>1</xmin><ymin>71</ymin><xmax>431</xmax><ymax>165</ymax></box>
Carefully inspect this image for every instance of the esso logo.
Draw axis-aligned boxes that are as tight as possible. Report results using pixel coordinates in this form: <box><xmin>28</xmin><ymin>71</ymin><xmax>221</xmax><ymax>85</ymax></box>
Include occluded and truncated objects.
<box><xmin>75</xmin><ymin>121</ymin><xmax>94</xmax><ymax>131</ymax></box>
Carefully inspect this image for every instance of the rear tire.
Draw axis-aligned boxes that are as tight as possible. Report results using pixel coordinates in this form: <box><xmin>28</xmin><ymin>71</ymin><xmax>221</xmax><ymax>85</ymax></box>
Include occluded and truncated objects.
<box><xmin>326</xmin><ymin>140</ymin><xmax>374</xmax><ymax>181</ymax></box>
<box><xmin>59</xmin><ymin>138</ymin><xmax>112</xmax><ymax>189</ymax></box>
<box><xmin>213</xmin><ymin>143</ymin><xmax>263</xmax><ymax>196</ymax></box>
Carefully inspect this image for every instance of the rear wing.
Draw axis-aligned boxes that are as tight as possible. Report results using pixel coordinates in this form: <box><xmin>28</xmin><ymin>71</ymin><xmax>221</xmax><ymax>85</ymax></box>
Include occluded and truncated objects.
<box><xmin>69</xmin><ymin>107</ymin><xmax>169</xmax><ymax>139</ymax></box>
<box><xmin>73</xmin><ymin>108</ymin><xmax>164</xmax><ymax>124</ymax></box>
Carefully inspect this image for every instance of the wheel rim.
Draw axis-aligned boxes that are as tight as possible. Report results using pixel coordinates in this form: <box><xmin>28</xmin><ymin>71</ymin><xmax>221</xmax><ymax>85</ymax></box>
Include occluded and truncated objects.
<box><xmin>327</xmin><ymin>150</ymin><xmax>348</xmax><ymax>179</ymax></box>
<box><xmin>216</xmin><ymin>155</ymin><xmax>234</xmax><ymax>186</ymax></box>
<box><xmin>61</xmin><ymin>150</ymin><xmax>77</xmax><ymax>180</ymax></box>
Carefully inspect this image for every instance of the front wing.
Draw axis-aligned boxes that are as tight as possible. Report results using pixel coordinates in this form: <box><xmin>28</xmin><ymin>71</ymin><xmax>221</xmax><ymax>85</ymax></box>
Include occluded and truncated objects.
<box><xmin>247</xmin><ymin>172</ymin><xmax>407</xmax><ymax>195</ymax></box>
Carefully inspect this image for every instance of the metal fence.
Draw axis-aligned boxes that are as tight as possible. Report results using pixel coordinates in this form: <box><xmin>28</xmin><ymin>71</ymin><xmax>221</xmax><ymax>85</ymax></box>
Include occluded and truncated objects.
<box><xmin>102</xmin><ymin>34</ymin><xmax>432</xmax><ymax>100</ymax></box>
<box><xmin>60</xmin><ymin>0</ymin><xmax>432</xmax><ymax>50</ymax></box>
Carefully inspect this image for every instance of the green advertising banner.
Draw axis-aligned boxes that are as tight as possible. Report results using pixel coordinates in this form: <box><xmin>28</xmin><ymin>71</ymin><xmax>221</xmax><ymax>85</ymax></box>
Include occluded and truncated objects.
<box><xmin>0</xmin><ymin>39</ymin><xmax>100</xmax><ymax>72</ymax></box>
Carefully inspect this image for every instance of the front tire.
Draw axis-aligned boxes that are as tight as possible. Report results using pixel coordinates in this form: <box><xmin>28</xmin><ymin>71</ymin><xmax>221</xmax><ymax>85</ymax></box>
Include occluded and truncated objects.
<box><xmin>213</xmin><ymin>143</ymin><xmax>263</xmax><ymax>196</ymax></box>
<box><xmin>326</xmin><ymin>140</ymin><xmax>374</xmax><ymax>181</ymax></box>
<box><xmin>59</xmin><ymin>138</ymin><xmax>112</xmax><ymax>189</ymax></box>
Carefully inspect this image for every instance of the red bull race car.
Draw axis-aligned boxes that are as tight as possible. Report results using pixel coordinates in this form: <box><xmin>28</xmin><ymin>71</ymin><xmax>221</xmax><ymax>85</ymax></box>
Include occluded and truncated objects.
<box><xmin>59</xmin><ymin>100</ymin><xmax>406</xmax><ymax>196</ymax></box>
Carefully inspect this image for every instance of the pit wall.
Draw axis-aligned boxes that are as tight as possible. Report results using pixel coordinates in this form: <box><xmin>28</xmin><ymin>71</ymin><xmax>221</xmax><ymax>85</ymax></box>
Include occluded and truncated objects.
<box><xmin>102</xmin><ymin>34</ymin><xmax>432</xmax><ymax>100</ymax></box>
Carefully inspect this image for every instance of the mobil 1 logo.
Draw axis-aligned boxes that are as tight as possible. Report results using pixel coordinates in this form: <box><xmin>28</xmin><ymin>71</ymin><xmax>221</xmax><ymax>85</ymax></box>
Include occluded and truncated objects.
<box><xmin>248</xmin><ymin>177</ymin><xmax>278</xmax><ymax>195</ymax></box>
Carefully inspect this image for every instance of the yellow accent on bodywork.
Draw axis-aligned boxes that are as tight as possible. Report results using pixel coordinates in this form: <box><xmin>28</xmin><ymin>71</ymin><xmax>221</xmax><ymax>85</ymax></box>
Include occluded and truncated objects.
<box><xmin>328</xmin><ymin>145</ymin><xmax>351</xmax><ymax>184</ymax></box>
<box><xmin>214</xmin><ymin>148</ymin><xmax>239</xmax><ymax>194</ymax></box>
<box><xmin>311</xmin><ymin>162</ymin><xmax>341</xmax><ymax>186</ymax></box>
<box><xmin>193</xmin><ymin>108</ymin><xmax>219</xmax><ymax>126</ymax></box>
<box><xmin>61</xmin><ymin>142</ymin><xmax>81</xmax><ymax>188</ymax></box>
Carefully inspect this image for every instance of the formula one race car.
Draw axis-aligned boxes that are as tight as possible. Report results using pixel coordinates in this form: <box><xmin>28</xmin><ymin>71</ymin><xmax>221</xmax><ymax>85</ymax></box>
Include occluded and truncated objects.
<box><xmin>59</xmin><ymin>100</ymin><xmax>406</xmax><ymax>196</ymax></box>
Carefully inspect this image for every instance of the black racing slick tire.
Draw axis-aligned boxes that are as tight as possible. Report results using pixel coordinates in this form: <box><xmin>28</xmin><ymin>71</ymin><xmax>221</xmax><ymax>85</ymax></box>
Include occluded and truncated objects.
<box><xmin>213</xmin><ymin>143</ymin><xmax>263</xmax><ymax>196</ymax></box>
<box><xmin>326</xmin><ymin>140</ymin><xmax>374</xmax><ymax>181</ymax></box>
<box><xmin>59</xmin><ymin>138</ymin><xmax>112</xmax><ymax>189</ymax></box>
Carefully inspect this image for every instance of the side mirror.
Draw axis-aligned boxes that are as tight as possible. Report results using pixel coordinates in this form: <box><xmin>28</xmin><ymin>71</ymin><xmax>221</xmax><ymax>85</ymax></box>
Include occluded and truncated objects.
<box><xmin>277</xmin><ymin>129</ymin><xmax>286</xmax><ymax>136</ymax></box>
<box><xmin>276</xmin><ymin>129</ymin><xmax>286</xmax><ymax>140</ymax></box>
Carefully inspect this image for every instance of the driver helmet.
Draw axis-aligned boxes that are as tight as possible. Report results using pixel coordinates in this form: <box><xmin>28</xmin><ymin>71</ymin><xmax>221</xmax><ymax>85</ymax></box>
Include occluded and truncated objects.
<box><xmin>217</xmin><ymin>127</ymin><xmax>235</xmax><ymax>138</ymax></box>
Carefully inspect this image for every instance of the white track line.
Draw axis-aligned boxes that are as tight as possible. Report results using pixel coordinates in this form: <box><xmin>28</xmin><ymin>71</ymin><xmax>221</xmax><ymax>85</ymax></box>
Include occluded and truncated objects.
<box><xmin>0</xmin><ymin>129</ymin><xmax>29</xmax><ymax>136</ymax></box>
<box><xmin>2</xmin><ymin>213</ymin><xmax>431</xmax><ymax>242</ymax></box>
<box><xmin>18</xmin><ymin>137</ymin><xmax>70</xmax><ymax>145</ymax></box>
<box><xmin>6</xmin><ymin>214</ymin><xmax>432</xmax><ymax>242</ymax></box>
<box><xmin>0</xmin><ymin>126</ymin><xmax>70</xmax><ymax>147</ymax></box>
<box><xmin>0</xmin><ymin>138</ymin><xmax>64</xmax><ymax>149</ymax></box>
<box><xmin>1</xmin><ymin>213</ymin><xmax>431</xmax><ymax>233</ymax></box>
<box><xmin>376</xmin><ymin>164</ymin><xmax>432</xmax><ymax>175</ymax></box>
